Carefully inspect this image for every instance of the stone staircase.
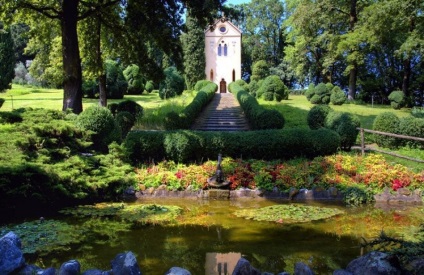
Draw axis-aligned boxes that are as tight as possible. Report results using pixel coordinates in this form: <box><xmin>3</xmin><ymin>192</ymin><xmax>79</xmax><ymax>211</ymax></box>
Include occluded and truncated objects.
<box><xmin>191</xmin><ymin>93</ymin><xmax>250</xmax><ymax>131</ymax></box>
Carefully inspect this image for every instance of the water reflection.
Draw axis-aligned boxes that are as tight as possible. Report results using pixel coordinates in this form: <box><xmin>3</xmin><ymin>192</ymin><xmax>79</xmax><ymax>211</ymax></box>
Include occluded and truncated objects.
<box><xmin>4</xmin><ymin>198</ymin><xmax>424</xmax><ymax>274</ymax></box>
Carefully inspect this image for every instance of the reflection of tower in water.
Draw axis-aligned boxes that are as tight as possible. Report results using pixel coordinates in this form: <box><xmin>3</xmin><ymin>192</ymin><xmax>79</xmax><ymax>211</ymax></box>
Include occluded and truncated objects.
<box><xmin>205</xmin><ymin>252</ymin><xmax>241</xmax><ymax>275</ymax></box>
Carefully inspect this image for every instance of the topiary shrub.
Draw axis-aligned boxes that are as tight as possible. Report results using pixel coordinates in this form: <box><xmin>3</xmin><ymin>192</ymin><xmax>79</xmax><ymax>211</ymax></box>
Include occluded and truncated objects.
<box><xmin>388</xmin><ymin>90</ymin><xmax>405</xmax><ymax>110</ymax></box>
<box><xmin>75</xmin><ymin>106</ymin><xmax>120</xmax><ymax>152</ymax></box>
<box><xmin>256</xmin><ymin>75</ymin><xmax>288</xmax><ymax>102</ymax></box>
<box><xmin>164</xmin><ymin>131</ymin><xmax>204</xmax><ymax>163</ymax></box>
<box><xmin>330</xmin><ymin>86</ymin><xmax>346</xmax><ymax>105</ymax></box>
<box><xmin>145</xmin><ymin>80</ymin><xmax>155</xmax><ymax>93</ymax></box>
<box><xmin>194</xmin><ymin>80</ymin><xmax>210</xmax><ymax>91</ymax></box>
<box><xmin>397</xmin><ymin>117</ymin><xmax>424</xmax><ymax>149</ymax></box>
<box><xmin>248</xmin><ymin>80</ymin><xmax>260</xmax><ymax>97</ymax></box>
<box><xmin>123</xmin><ymin>64</ymin><xmax>145</xmax><ymax>95</ymax></box>
<box><xmin>234</xmin><ymin>79</ymin><xmax>248</xmax><ymax>90</ymax></box>
<box><xmin>324</xmin><ymin>112</ymin><xmax>360</xmax><ymax>150</ymax></box>
<box><xmin>250</xmin><ymin>60</ymin><xmax>269</xmax><ymax>82</ymax></box>
<box><xmin>107</xmin><ymin>103</ymin><xmax>119</xmax><ymax>116</ymax></box>
<box><xmin>372</xmin><ymin>112</ymin><xmax>400</xmax><ymax>148</ymax></box>
<box><xmin>115</xmin><ymin>111</ymin><xmax>135</xmax><ymax>139</ymax></box>
<box><xmin>311</xmin><ymin>83</ymin><xmax>332</xmax><ymax>104</ymax></box>
<box><xmin>105</xmin><ymin>60</ymin><xmax>127</xmax><ymax>99</ymax></box>
<box><xmin>305</xmin><ymin>83</ymin><xmax>315</xmax><ymax>101</ymax></box>
<box><xmin>307</xmin><ymin>105</ymin><xmax>333</xmax><ymax>130</ymax></box>
<box><xmin>116</xmin><ymin>100</ymin><xmax>143</xmax><ymax>119</ymax></box>
<box><xmin>159</xmin><ymin>67</ymin><xmax>185</xmax><ymax>99</ymax></box>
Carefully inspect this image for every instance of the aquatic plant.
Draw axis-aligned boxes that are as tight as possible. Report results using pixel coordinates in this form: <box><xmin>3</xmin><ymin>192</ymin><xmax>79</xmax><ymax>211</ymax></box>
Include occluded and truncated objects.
<box><xmin>234</xmin><ymin>204</ymin><xmax>344</xmax><ymax>224</ymax></box>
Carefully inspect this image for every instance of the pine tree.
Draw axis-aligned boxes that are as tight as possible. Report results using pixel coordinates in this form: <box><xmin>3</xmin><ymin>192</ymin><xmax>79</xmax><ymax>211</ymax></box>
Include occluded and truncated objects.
<box><xmin>0</xmin><ymin>25</ymin><xmax>15</xmax><ymax>92</ymax></box>
<box><xmin>182</xmin><ymin>13</ymin><xmax>206</xmax><ymax>90</ymax></box>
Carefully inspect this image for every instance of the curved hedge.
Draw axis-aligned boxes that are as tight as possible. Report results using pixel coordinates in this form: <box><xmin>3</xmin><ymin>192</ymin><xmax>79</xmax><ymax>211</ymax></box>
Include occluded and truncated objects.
<box><xmin>165</xmin><ymin>81</ymin><xmax>217</xmax><ymax>129</ymax></box>
<box><xmin>124</xmin><ymin>128</ymin><xmax>341</xmax><ymax>164</ymax></box>
<box><xmin>228</xmin><ymin>82</ymin><xmax>285</xmax><ymax>130</ymax></box>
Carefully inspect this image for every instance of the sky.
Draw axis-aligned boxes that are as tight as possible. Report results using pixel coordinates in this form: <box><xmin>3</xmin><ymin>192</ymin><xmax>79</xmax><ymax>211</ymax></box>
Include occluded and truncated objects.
<box><xmin>224</xmin><ymin>0</ymin><xmax>250</xmax><ymax>5</ymax></box>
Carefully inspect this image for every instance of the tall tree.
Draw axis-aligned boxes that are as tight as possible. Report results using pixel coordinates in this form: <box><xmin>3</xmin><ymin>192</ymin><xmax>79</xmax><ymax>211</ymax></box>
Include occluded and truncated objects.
<box><xmin>0</xmin><ymin>24</ymin><xmax>15</xmax><ymax>92</ymax></box>
<box><xmin>181</xmin><ymin>13</ymin><xmax>206</xmax><ymax>90</ymax></box>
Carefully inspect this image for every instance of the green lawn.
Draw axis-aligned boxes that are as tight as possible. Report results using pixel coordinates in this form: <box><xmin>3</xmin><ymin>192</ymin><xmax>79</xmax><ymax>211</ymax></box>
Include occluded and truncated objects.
<box><xmin>260</xmin><ymin>94</ymin><xmax>412</xmax><ymax>130</ymax></box>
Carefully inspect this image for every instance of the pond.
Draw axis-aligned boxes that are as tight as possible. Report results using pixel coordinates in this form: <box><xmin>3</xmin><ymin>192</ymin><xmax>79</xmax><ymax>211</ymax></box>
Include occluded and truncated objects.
<box><xmin>2</xmin><ymin>198</ymin><xmax>424</xmax><ymax>274</ymax></box>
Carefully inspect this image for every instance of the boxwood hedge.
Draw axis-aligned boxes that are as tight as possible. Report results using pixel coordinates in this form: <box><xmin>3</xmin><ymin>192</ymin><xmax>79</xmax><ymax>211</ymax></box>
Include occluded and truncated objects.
<box><xmin>123</xmin><ymin>128</ymin><xmax>341</xmax><ymax>164</ymax></box>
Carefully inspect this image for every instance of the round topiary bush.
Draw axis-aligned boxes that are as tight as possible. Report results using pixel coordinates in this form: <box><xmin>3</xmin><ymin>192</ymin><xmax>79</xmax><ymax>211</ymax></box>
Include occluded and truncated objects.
<box><xmin>330</xmin><ymin>86</ymin><xmax>346</xmax><ymax>105</ymax></box>
<box><xmin>116</xmin><ymin>100</ymin><xmax>143</xmax><ymax>119</ymax></box>
<box><xmin>105</xmin><ymin>60</ymin><xmax>127</xmax><ymax>99</ymax></box>
<box><xmin>159</xmin><ymin>67</ymin><xmax>185</xmax><ymax>99</ymax></box>
<box><xmin>305</xmin><ymin>83</ymin><xmax>315</xmax><ymax>101</ymax></box>
<box><xmin>250</xmin><ymin>60</ymin><xmax>269</xmax><ymax>82</ymax></box>
<box><xmin>372</xmin><ymin>112</ymin><xmax>400</xmax><ymax>148</ymax></box>
<box><xmin>115</xmin><ymin>111</ymin><xmax>135</xmax><ymax>139</ymax></box>
<box><xmin>325</xmin><ymin>112</ymin><xmax>360</xmax><ymax>150</ymax></box>
<box><xmin>107</xmin><ymin>103</ymin><xmax>119</xmax><ymax>116</ymax></box>
<box><xmin>256</xmin><ymin>75</ymin><xmax>288</xmax><ymax>102</ymax></box>
<box><xmin>307</xmin><ymin>105</ymin><xmax>333</xmax><ymax>130</ymax></box>
<box><xmin>123</xmin><ymin>64</ymin><xmax>145</xmax><ymax>95</ymax></box>
<box><xmin>388</xmin><ymin>90</ymin><xmax>405</xmax><ymax>110</ymax></box>
<box><xmin>145</xmin><ymin>80</ymin><xmax>155</xmax><ymax>94</ymax></box>
<box><xmin>234</xmin><ymin>79</ymin><xmax>248</xmax><ymax>90</ymax></box>
<box><xmin>76</xmin><ymin>105</ymin><xmax>120</xmax><ymax>151</ymax></box>
<box><xmin>248</xmin><ymin>80</ymin><xmax>260</xmax><ymax>97</ymax></box>
<box><xmin>398</xmin><ymin>117</ymin><xmax>424</xmax><ymax>149</ymax></box>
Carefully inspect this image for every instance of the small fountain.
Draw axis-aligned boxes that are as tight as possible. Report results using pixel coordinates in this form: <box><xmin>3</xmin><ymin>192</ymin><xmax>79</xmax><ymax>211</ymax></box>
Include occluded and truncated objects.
<box><xmin>207</xmin><ymin>153</ymin><xmax>230</xmax><ymax>188</ymax></box>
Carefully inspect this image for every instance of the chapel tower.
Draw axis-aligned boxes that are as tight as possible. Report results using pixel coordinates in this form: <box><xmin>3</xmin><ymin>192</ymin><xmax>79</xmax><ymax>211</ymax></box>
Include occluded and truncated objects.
<box><xmin>205</xmin><ymin>16</ymin><xmax>242</xmax><ymax>93</ymax></box>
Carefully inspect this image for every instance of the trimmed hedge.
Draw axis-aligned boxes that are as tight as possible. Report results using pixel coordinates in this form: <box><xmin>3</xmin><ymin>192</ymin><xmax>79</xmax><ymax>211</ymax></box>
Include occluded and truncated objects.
<box><xmin>398</xmin><ymin>117</ymin><xmax>424</xmax><ymax>149</ymax></box>
<box><xmin>164</xmin><ymin>81</ymin><xmax>217</xmax><ymax>129</ymax></box>
<box><xmin>123</xmin><ymin>128</ymin><xmax>341</xmax><ymax>164</ymax></box>
<box><xmin>228</xmin><ymin>82</ymin><xmax>285</xmax><ymax>130</ymax></box>
<box><xmin>373</xmin><ymin>112</ymin><xmax>401</xmax><ymax>148</ymax></box>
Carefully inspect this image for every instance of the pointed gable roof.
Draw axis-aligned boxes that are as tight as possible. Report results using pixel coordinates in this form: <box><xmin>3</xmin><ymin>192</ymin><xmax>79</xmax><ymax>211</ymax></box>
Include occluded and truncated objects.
<box><xmin>205</xmin><ymin>16</ymin><xmax>242</xmax><ymax>35</ymax></box>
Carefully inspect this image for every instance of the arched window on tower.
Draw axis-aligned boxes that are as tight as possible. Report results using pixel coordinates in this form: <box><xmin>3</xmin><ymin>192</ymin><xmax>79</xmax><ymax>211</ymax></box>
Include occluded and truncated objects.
<box><xmin>218</xmin><ymin>44</ymin><xmax>222</xmax><ymax>56</ymax></box>
<box><xmin>224</xmin><ymin>44</ymin><xmax>228</xmax><ymax>56</ymax></box>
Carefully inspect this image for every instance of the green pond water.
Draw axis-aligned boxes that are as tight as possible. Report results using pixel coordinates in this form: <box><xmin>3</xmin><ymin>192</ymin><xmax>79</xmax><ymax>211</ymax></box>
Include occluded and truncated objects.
<box><xmin>3</xmin><ymin>198</ymin><xmax>424</xmax><ymax>275</ymax></box>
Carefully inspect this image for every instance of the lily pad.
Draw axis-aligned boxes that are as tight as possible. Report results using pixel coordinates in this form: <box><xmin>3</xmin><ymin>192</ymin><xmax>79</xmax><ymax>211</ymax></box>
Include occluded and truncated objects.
<box><xmin>60</xmin><ymin>203</ymin><xmax>183</xmax><ymax>225</ymax></box>
<box><xmin>234</xmin><ymin>204</ymin><xmax>344</xmax><ymax>224</ymax></box>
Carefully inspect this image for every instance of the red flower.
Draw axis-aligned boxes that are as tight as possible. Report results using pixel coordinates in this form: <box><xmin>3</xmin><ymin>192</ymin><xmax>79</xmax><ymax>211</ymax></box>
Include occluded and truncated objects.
<box><xmin>392</xmin><ymin>179</ymin><xmax>403</xmax><ymax>191</ymax></box>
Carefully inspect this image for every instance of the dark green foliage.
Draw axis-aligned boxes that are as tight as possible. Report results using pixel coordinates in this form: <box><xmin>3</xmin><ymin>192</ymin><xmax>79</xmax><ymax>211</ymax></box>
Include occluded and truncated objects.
<box><xmin>164</xmin><ymin>131</ymin><xmax>204</xmax><ymax>163</ymax></box>
<box><xmin>248</xmin><ymin>80</ymin><xmax>260</xmax><ymax>97</ymax></box>
<box><xmin>105</xmin><ymin>60</ymin><xmax>127</xmax><ymax>99</ymax></box>
<box><xmin>0</xmin><ymin>108</ymin><xmax>136</xmax><ymax>216</ymax></box>
<box><xmin>343</xmin><ymin>186</ymin><xmax>374</xmax><ymax>206</ymax></box>
<box><xmin>181</xmin><ymin>15</ymin><xmax>206</xmax><ymax>90</ymax></box>
<box><xmin>107</xmin><ymin>103</ymin><xmax>119</xmax><ymax>116</ymax></box>
<box><xmin>159</xmin><ymin>67</ymin><xmax>185</xmax><ymax>99</ymax></box>
<box><xmin>115</xmin><ymin>111</ymin><xmax>135</xmax><ymax>139</ymax></box>
<box><xmin>307</xmin><ymin>105</ymin><xmax>333</xmax><ymax>130</ymax></box>
<box><xmin>388</xmin><ymin>90</ymin><xmax>405</xmax><ymax>109</ymax></box>
<box><xmin>256</xmin><ymin>75</ymin><xmax>289</xmax><ymax>102</ymax></box>
<box><xmin>194</xmin><ymin>80</ymin><xmax>210</xmax><ymax>91</ymax></box>
<box><xmin>373</xmin><ymin>112</ymin><xmax>400</xmax><ymax>148</ymax></box>
<box><xmin>124</xmin><ymin>128</ymin><xmax>340</xmax><ymax>164</ymax></box>
<box><xmin>0</xmin><ymin>27</ymin><xmax>15</xmax><ymax>92</ymax></box>
<box><xmin>411</xmin><ymin>107</ymin><xmax>424</xmax><ymax>118</ymax></box>
<box><xmin>397</xmin><ymin>117</ymin><xmax>424</xmax><ymax>149</ymax></box>
<box><xmin>229</xmin><ymin>82</ymin><xmax>285</xmax><ymax>130</ymax></box>
<box><xmin>82</xmin><ymin>79</ymin><xmax>99</xmax><ymax>98</ymax></box>
<box><xmin>330</xmin><ymin>86</ymin><xmax>347</xmax><ymax>105</ymax></box>
<box><xmin>123</xmin><ymin>64</ymin><xmax>145</xmax><ymax>95</ymax></box>
<box><xmin>145</xmin><ymin>80</ymin><xmax>155</xmax><ymax>93</ymax></box>
<box><xmin>0</xmin><ymin>111</ymin><xmax>22</xmax><ymax>123</ymax></box>
<box><xmin>116</xmin><ymin>100</ymin><xmax>143</xmax><ymax>119</ymax></box>
<box><xmin>250</xmin><ymin>60</ymin><xmax>269</xmax><ymax>81</ymax></box>
<box><xmin>164</xmin><ymin>81</ymin><xmax>217</xmax><ymax>130</ymax></box>
<box><xmin>0</xmin><ymin>98</ymin><xmax>4</xmax><ymax>108</ymax></box>
<box><xmin>325</xmin><ymin>112</ymin><xmax>360</xmax><ymax>150</ymax></box>
<box><xmin>75</xmin><ymin>106</ymin><xmax>120</xmax><ymax>152</ymax></box>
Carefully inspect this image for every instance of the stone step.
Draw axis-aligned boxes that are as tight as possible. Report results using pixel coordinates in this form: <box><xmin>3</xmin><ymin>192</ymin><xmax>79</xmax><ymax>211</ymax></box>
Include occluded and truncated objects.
<box><xmin>191</xmin><ymin>93</ymin><xmax>250</xmax><ymax>132</ymax></box>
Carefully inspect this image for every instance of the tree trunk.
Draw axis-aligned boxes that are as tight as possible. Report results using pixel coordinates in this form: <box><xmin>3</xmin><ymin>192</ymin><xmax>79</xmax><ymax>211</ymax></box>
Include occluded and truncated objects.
<box><xmin>95</xmin><ymin>8</ymin><xmax>107</xmax><ymax>107</ymax></box>
<box><xmin>61</xmin><ymin>0</ymin><xmax>83</xmax><ymax>114</ymax></box>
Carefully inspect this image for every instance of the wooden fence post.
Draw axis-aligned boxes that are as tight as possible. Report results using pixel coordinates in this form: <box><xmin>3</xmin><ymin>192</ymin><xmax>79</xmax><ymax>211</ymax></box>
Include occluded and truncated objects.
<box><xmin>360</xmin><ymin>128</ymin><xmax>365</xmax><ymax>156</ymax></box>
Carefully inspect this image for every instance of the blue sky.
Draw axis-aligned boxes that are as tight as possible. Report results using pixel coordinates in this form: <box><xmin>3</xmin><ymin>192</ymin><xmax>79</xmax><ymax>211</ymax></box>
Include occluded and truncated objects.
<box><xmin>225</xmin><ymin>0</ymin><xmax>250</xmax><ymax>5</ymax></box>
